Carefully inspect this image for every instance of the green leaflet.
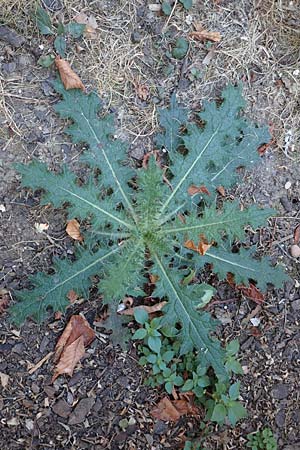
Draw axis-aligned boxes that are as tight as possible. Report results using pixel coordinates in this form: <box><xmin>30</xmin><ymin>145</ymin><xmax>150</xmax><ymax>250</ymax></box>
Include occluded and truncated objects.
<box><xmin>11</xmin><ymin>80</ymin><xmax>288</xmax><ymax>381</ymax></box>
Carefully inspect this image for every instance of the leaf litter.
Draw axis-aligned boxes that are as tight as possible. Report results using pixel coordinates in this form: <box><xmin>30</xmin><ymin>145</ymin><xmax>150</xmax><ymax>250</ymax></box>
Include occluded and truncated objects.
<box><xmin>52</xmin><ymin>315</ymin><xmax>95</xmax><ymax>382</ymax></box>
<box><xmin>55</xmin><ymin>56</ymin><xmax>85</xmax><ymax>91</ymax></box>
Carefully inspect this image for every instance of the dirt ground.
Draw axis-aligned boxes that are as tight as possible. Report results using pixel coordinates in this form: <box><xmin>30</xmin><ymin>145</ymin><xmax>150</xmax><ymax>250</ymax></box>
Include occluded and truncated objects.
<box><xmin>0</xmin><ymin>0</ymin><xmax>299</xmax><ymax>449</ymax></box>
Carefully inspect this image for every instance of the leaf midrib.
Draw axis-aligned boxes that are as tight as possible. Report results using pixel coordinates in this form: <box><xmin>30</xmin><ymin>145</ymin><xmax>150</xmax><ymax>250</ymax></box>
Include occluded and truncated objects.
<box><xmin>79</xmin><ymin>110</ymin><xmax>137</xmax><ymax>222</ymax></box>
<box><xmin>159</xmin><ymin>126</ymin><xmax>220</xmax><ymax>215</ymax></box>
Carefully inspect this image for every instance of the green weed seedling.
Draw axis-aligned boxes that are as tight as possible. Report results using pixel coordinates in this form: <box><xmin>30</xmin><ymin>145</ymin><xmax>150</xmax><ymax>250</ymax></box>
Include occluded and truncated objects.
<box><xmin>136</xmin><ymin>313</ymin><xmax>247</xmax><ymax>425</ymax></box>
<box><xmin>247</xmin><ymin>428</ymin><xmax>278</xmax><ymax>450</ymax></box>
<box><xmin>10</xmin><ymin>79</ymin><xmax>288</xmax><ymax>422</ymax></box>
<box><xmin>35</xmin><ymin>4</ymin><xmax>85</xmax><ymax>63</ymax></box>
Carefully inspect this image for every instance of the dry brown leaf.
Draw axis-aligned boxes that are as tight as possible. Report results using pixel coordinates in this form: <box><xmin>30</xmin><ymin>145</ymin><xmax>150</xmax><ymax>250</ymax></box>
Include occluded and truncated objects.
<box><xmin>55</xmin><ymin>57</ymin><xmax>85</xmax><ymax>91</ymax></box>
<box><xmin>0</xmin><ymin>372</ymin><xmax>9</xmax><ymax>389</ymax></box>
<box><xmin>184</xmin><ymin>237</ymin><xmax>212</xmax><ymax>256</ymax></box>
<box><xmin>74</xmin><ymin>13</ymin><xmax>98</xmax><ymax>38</ymax></box>
<box><xmin>190</xmin><ymin>30</ymin><xmax>221</xmax><ymax>43</ymax></box>
<box><xmin>67</xmin><ymin>290</ymin><xmax>79</xmax><ymax>304</ymax></box>
<box><xmin>135</xmin><ymin>82</ymin><xmax>149</xmax><ymax>101</ymax></box>
<box><xmin>54</xmin><ymin>315</ymin><xmax>95</xmax><ymax>362</ymax></box>
<box><xmin>239</xmin><ymin>283</ymin><xmax>265</xmax><ymax>304</ymax></box>
<box><xmin>151</xmin><ymin>394</ymin><xmax>199</xmax><ymax>422</ymax></box>
<box><xmin>216</xmin><ymin>185</ymin><xmax>226</xmax><ymax>196</ymax></box>
<box><xmin>227</xmin><ymin>275</ymin><xmax>265</xmax><ymax>305</ymax></box>
<box><xmin>294</xmin><ymin>224</ymin><xmax>300</xmax><ymax>244</ymax></box>
<box><xmin>66</xmin><ymin>219</ymin><xmax>84</xmax><ymax>242</ymax></box>
<box><xmin>149</xmin><ymin>273</ymin><xmax>159</xmax><ymax>284</ymax></box>
<box><xmin>119</xmin><ymin>301</ymin><xmax>167</xmax><ymax>316</ymax></box>
<box><xmin>52</xmin><ymin>336</ymin><xmax>85</xmax><ymax>382</ymax></box>
<box><xmin>188</xmin><ymin>184</ymin><xmax>210</xmax><ymax>196</ymax></box>
<box><xmin>0</xmin><ymin>289</ymin><xmax>10</xmax><ymax>314</ymax></box>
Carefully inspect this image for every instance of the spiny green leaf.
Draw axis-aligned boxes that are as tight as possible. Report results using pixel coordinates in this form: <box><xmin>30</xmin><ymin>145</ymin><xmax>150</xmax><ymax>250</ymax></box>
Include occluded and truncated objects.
<box><xmin>10</xmin><ymin>245</ymin><xmax>120</xmax><ymax>325</ymax></box>
<box><xmin>197</xmin><ymin>246</ymin><xmax>289</xmax><ymax>290</ymax></box>
<box><xmin>52</xmin><ymin>79</ymin><xmax>137</xmax><ymax>220</ymax></box>
<box><xmin>160</xmin><ymin>202</ymin><xmax>275</xmax><ymax>243</ymax></box>
<box><xmin>15</xmin><ymin>161</ymin><xmax>133</xmax><ymax>230</ymax></box>
<box><xmin>160</xmin><ymin>85</ymin><xmax>270</xmax><ymax>214</ymax></box>
<box><xmin>152</xmin><ymin>254</ymin><xmax>227</xmax><ymax>379</ymax></box>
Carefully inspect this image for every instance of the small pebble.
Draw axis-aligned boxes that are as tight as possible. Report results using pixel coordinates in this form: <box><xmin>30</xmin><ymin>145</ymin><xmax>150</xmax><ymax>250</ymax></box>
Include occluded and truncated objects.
<box><xmin>285</xmin><ymin>181</ymin><xmax>292</xmax><ymax>189</ymax></box>
<box><xmin>290</xmin><ymin>244</ymin><xmax>300</xmax><ymax>258</ymax></box>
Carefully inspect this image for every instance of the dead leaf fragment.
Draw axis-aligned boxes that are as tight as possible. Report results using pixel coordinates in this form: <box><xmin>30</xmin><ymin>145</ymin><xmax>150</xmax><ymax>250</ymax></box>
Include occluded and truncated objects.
<box><xmin>135</xmin><ymin>81</ymin><xmax>149</xmax><ymax>101</ymax></box>
<box><xmin>290</xmin><ymin>244</ymin><xmax>300</xmax><ymax>258</ymax></box>
<box><xmin>239</xmin><ymin>283</ymin><xmax>265</xmax><ymax>304</ymax></box>
<box><xmin>66</xmin><ymin>219</ymin><xmax>84</xmax><ymax>242</ymax></box>
<box><xmin>151</xmin><ymin>394</ymin><xmax>199</xmax><ymax>422</ymax></box>
<box><xmin>34</xmin><ymin>222</ymin><xmax>49</xmax><ymax>233</ymax></box>
<box><xmin>190</xmin><ymin>29</ymin><xmax>221</xmax><ymax>43</ymax></box>
<box><xmin>52</xmin><ymin>315</ymin><xmax>95</xmax><ymax>382</ymax></box>
<box><xmin>74</xmin><ymin>13</ymin><xmax>98</xmax><ymax>39</ymax></box>
<box><xmin>216</xmin><ymin>185</ymin><xmax>226</xmax><ymax>196</ymax></box>
<box><xmin>0</xmin><ymin>289</ymin><xmax>10</xmax><ymax>314</ymax></box>
<box><xmin>0</xmin><ymin>372</ymin><xmax>9</xmax><ymax>389</ymax></box>
<box><xmin>188</xmin><ymin>184</ymin><xmax>210</xmax><ymax>196</ymax></box>
<box><xmin>55</xmin><ymin>56</ymin><xmax>85</xmax><ymax>91</ymax></box>
<box><xmin>119</xmin><ymin>301</ymin><xmax>167</xmax><ymax>316</ymax></box>
<box><xmin>52</xmin><ymin>336</ymin><xmax>85</xmax><ymax>382</ymax></box>
<box><xmin>184</xmin><ymin>236</ymin><xmax>212</xmax><ymax>256</ymax></box>
<box><xmin>294</xmin><ymin>224</ymin><xmax>300</xmax><ymax>244</ymax></box>
<box><xmin>67</xmin><ymin>290</ymin><xmax>79</xmax><ymax>304</ymax></box>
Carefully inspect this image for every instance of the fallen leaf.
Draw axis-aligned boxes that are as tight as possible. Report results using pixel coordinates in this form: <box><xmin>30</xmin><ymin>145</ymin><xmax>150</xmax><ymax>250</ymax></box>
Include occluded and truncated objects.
<box><xmin>239</xmin><ymin>283</ymin><xmax>265</xmax><ymax>304</ymax></box>
<box><xmin>0</xmin><ymin>372</ymin><xmax>9</xmax><ymax>389</ymax></box>
<box><xmin>227</xmin><ymin>275</ymin><xmax>265</xmax><ymax>305</ymax></box>
<box><xmin>67</xmin><ymin>290</ymin><xmax>79</xmax><ymax>304</ymax></box>
<box><xmin>149</xmin><ymin>274</ymin><xmax>159</xmax><ymax>284</ymax></box>
<box><xmin>188</xmin><ymin>184</ymin><xmax>210</xmax><ymax>196</ymax></box>
<box><xmin>119</xmin><ymin>301</ymin><xmax>167</xmax><ymax>316</ymax></box>
<box><xmin>189</xmin><ymin>28</ymin><xmax>221</xmax><ymax>43</ymax></box>
<box><xmin>216</xmin><ymin>185</ymin><xmax>226</xmax><ymax>196</ymax></box>
<box><xmin>0</xmin><ymin>289</ymin><xmax>10</xmax><ymax>314</ymax></box>
<box><xmin>66</xmin><ymin>219</ymin><xmax>84</xmax><ymax>242</ymax></box>
<box><xmin>54</xmin><ymin>315</ymin><xmax>95</xmax><ymax>362</ymax></box>
<box><xmin>184</xmin><ymin>236</ymin><xmax>212</xmax><ymax>256</ymax></box>
<box><xmin>294</xmin><ymin>224</ymin><xmax>300</xmax><ymax>244</ymax></box>
<box><xmin>135</xmin><ymin>81</ymin><xmax>149</xmax><ymax>101</ymax></box>
<box><xmin>74</xmin><ymin>13</ymin><xmax>98</xmax><ymax>39</ymax></box>
<box><xmin>202</xmin><ymin>47</ymin><xmax>216</xmax><ymax>66</ymax></box>
<box><xmin>34</xmin><ymin>222</ymin><xmax>49</xmax><ymax>233</ymax></box>
<box><xmin>151</xmin><ymin>394</ymin><xmax>199</xmax><ymax>422</ymax></box>
<box><xmin>52</xmin><ymin>336</ymin><xmax>85</xmax><ymax>382</ymax></box>
<box><xmin>52</xmin><ymin>315</ymin><xmax>95</xmax><ymax>381</ymax></box>
<box><xmin>55</xmin><ymin>56</ymin><xmax>85</xmax><ymax>91</ymax></box>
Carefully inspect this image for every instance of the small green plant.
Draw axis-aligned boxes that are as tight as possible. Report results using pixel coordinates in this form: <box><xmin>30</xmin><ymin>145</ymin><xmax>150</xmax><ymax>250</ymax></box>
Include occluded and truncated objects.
<box><xmin>172</xmin><ymin>37</ymin><xmax>189</xmax><ymax>59</ymax></box>
<box><xmin>162</xmin><ymin>0</ymin><xmax>192</xmax><ymax>16</ymax></box>
<box><xmin>136</xmin><ymin>313</ymin><xmax>247</xmax><ymax>425</ymax></box>
<box><xmin>247</xmin><ymin>428</ymin><xmax>277</xmax><ymax>450</ymax></box>
<box><xmin>35</xmin><ymin>4</ymin><xmax>85</xmax><ymax>62</ymax></box>
<box><xmin>10</xmin><ymin>79</ymin><xmax>288</xmax><ymax>390</ymax></box>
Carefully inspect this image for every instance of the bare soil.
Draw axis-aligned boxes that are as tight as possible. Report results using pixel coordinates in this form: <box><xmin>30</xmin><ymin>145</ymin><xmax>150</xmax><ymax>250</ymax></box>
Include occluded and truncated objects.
<box><xmin>0</xmin><ymin>0</ymin><xmax>299</xmax><ymax>449</ymax></box>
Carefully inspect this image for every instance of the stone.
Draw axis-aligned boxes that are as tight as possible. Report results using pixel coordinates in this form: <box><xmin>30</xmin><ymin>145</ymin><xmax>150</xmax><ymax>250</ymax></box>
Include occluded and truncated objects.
<box><xmin>0</xmin><ymin>26</ymin><xmax>25</xmax><ymax>47</ymax></box>
<box><xmin>271</xmin><ymin>383</ymin><xmax>290</xmax><ymax>400</ymax></box>
<box><xmin>68</xmin><ymin>398</ymin><xmax>95</xmax><ymax>425</ymax></box>
<box><xmin>52</xmin><ymin>399</ymin><xmax>72</xmax><ymax>418</ymax></box>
